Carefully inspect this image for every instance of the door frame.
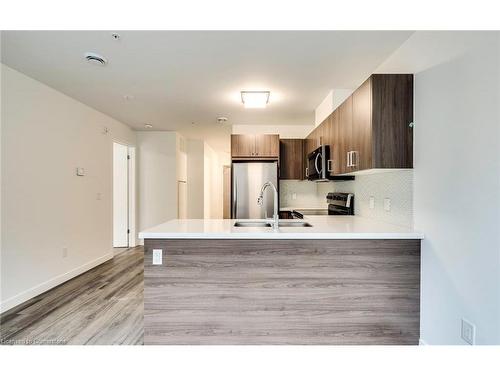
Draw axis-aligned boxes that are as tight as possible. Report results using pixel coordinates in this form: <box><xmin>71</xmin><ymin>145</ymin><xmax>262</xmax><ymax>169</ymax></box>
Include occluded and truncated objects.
<box><xmin>112</xmin><ymin>140</ymin><xmax>137</xmax><ymax>249</ymax></box>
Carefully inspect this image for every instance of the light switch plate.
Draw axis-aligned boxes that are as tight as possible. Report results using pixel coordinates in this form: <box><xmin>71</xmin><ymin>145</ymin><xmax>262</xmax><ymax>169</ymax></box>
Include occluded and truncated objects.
<box><xmin>369</xmin><ymin>196</ymin><xmax>375</xmax><ymax>209</ymax></box>
<box><xmin>461</xmin><ymin>318</ymin><xmax>475</xmax><ymax>345</ymax></box>
<box><xmin>76</xmin><ymin>167</ymin><xmax>85</xmax><ymax>176</ymax></box>
<box><xmin>152</xmin><ymin>249</ymin><xmax>163</xmax><ymax>265</ymax></box>
<box><xmin>383</xmin><ymin>198</ymin><xmax>391</xmax><ymax>211</ymax></box>
<box><xmin>292</xmin><ymin>193</ymin><xmax>297</xmax><ymax>200</ymax></box>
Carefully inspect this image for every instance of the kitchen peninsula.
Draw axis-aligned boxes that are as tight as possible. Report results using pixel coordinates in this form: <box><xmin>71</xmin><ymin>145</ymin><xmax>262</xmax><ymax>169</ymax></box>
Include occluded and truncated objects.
<box><xmin>140</xmin><ymin>215</ymin><xmax>423</xmax><ymax>345</ymax></box>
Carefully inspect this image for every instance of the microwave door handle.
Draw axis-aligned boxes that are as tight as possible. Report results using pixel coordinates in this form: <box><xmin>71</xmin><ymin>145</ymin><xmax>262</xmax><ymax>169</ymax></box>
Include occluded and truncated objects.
<box><xmin>315</xmin><ymin>153</ymin><xmax>322</xmax><ymax>174</ymax></box>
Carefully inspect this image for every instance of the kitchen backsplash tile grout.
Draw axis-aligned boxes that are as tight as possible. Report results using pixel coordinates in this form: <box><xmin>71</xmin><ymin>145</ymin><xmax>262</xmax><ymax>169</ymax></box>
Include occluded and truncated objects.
<box><xmin>280</xmin><ymin>170</ymin><xmax>414</xmax><ymax>228</ymax></box>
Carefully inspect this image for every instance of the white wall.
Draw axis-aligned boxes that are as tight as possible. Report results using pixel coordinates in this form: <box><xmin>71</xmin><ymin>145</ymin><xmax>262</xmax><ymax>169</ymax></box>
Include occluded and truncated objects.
<box><xmin>203</xmin><ymin>143</ymin><xmax>227</xmax><ymax>219</ymax></box>
<box><xmin>380</xmin><ymin>31</ymin><xmax>500</xmax><ymax>344</ymax></box>
<box><xmin>187</xmin><ymin>140</ymin><xmax>228</xmax><ymax>220</ymax></box>
<box><xmin>0</xmin><ymin>64</ymin><xmax>137</xmax><ymax>312</ymax></box>
<box><xmin>186</xmin><ymin>139</ymin><xmax>205</xmax><ymax>219</ymax></box>
<box><xmin>112</xmin><ymin>142</ymin><xmax>129</xmax><ymax>247</ymax></box>
<box><xmin>136</xmin><ymin>131</ymin><xmax>178</xmax><ymax>233</ymax></box>
<box><xmin>232</xmin><ymin>124</ymin><xmax>313</xmax><ymax>139</ymax></box>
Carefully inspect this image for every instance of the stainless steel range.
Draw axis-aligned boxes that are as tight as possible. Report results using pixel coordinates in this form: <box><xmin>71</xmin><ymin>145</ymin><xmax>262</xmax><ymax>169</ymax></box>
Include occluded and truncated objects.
<box><xmin>326</xmin><ymin>192</ymin><xmax>354</xmax><ymax>215</ymax></box>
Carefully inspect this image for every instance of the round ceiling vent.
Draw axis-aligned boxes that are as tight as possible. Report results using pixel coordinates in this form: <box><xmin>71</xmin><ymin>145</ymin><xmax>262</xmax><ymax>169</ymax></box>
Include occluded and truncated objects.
<box><xmin>84</xmin><ymin>52</ymin><xmax>108</xmax><ymax>66</ymax></box>
<box><xmin>217</xmin><ymin>116</ymin><xmax>228</xmax><ymax>124</ymax></box>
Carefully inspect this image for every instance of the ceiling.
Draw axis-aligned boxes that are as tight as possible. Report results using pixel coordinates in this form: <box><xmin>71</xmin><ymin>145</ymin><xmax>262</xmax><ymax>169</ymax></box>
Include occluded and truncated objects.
<box><xmin>1</xmin><ymin>31</ymin><xmax>413</xmax><ymax>152</ymax></box>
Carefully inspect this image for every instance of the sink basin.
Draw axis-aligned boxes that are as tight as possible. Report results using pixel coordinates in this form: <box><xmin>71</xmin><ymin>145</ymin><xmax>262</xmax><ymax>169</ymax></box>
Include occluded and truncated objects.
<box><xmin>234</xmin><ymin>221</ymin><xmax>272</xmax><ymax>227</ymax></box>
<box><xmin>278</xmin><ymin>222</ymin><xmax>313</xmax><ymax>227</ymax></box>
<box><xmin>234</xmin><ymin>221</ymin><xmax>313</xmax><ymax>228</ymax></box>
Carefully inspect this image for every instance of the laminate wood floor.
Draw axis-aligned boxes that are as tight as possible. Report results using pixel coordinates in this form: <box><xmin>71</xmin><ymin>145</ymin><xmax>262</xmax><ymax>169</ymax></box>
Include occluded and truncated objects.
<box><xmin>0</xmin><ymin>247</ymin><xmax>144</xmax><ymax>345</ymax></box>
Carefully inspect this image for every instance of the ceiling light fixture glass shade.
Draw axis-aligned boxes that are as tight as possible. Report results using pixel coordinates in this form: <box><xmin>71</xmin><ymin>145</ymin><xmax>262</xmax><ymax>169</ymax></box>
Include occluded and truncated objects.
<box><xmin>241</xmin><ymin>91</ymin><xmax>270</xmax><ymax>108</ymax></box>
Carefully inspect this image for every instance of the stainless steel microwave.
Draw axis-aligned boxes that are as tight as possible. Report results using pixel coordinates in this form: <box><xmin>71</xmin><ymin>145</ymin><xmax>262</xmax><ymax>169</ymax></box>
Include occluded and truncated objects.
<box><xmin>306</xmin><ymin>145</ymin><xmax>331</xmax><ymax>181</ymax></box>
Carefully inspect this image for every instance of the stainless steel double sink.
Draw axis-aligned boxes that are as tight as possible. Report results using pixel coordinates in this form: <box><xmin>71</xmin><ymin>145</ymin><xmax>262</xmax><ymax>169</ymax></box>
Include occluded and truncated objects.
<box><xmin>234</xmin><ymin>221</ymin><xmax>313</xmax><ymax>228</ymax></box>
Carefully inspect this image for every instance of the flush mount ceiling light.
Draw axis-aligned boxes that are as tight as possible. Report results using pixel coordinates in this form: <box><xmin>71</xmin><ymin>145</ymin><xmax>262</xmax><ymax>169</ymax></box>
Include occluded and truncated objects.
<box><xmin>84</xmin><ymin>52</ymin><xmax>108</xmax><ymax>66</ymax></box>
<box><xmin>241</xmin><ymin>91</ymin><xmax>270</xmax><ymax>108</ymax></box>
<box><xmin>144</xmin><ymin>123</ymin><xmax>153</xmax><ymax>129</ymax></box>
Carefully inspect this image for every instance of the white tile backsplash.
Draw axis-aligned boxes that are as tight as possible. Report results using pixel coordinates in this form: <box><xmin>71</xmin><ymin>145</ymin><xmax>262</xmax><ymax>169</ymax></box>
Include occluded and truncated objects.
<box><xmin>280</xmin><ymin>170</ymin><xmax>414</xmax><ymax>227</ymax></box>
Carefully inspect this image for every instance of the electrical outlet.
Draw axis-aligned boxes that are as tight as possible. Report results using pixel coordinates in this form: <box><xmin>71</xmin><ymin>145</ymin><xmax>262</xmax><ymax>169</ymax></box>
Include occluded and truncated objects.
<box><xmin>369</xmin><ymin>196</ymin><xmax>375</xmax><ymax>209</ymax></box>
<box><xmin>292</xmin><ymin>193</ymin><xmax>297</xmax><ymax>200</ymax></box>
<box><xmin>383</xmin><ymin>198</ymin><xmax>391</xmax><ymax>211</ymax></box>
<box><xmin>461</xmin><ymin>318</ymin><xmax>475</xmax><ymax>345</ymax></box>
<box><xmin>152</xmin><ymin>249</ymin><xmax>163</xmax><ymax>265</ymax></box>
<box><xmin>62</xmin><ymin>247</ymin><xmax>68</xmax><ymax>258</ymax></box>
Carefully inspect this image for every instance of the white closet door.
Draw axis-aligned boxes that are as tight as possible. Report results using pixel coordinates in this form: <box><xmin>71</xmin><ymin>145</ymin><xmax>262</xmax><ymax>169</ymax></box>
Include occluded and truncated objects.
<box><xmin>113</xmin><ymin>143</ymin><xmax>129</xmax><ymax>247</ymax></box>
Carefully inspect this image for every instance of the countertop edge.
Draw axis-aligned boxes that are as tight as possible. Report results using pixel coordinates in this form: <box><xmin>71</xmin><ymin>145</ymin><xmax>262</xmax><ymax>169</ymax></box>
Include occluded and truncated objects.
<box><xmin>139</xmin><ymin>232</ymin><xmax>424</xmax><ymax>240</ymax></box>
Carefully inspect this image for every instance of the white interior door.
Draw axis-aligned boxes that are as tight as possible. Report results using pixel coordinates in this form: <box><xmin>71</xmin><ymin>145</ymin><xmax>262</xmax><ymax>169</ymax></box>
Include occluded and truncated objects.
<box><xmin>113</xmin><ymin>142</ymin><xmax>129</xmax><ymax>247</ymax></box>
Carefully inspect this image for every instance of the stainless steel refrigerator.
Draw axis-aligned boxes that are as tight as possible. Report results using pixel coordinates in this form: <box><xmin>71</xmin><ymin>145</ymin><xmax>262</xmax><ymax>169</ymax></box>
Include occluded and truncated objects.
<box><xmin>232</xmin><ymin>161</ymin><xmax>278</xmax><ymax>219</ymax></box>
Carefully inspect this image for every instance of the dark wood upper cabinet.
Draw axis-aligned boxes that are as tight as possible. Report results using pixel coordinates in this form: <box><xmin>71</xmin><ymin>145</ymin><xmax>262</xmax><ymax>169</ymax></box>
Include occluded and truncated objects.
<box><xmin>338</xmin><ymin>96</ymin><xmax>353</xmax><ymax>174</ymax></box>
<box><xmin>352</xmin><ymin>77</ymin><xmax>372</xmax><ymax>172</ymax></box>
<box><xmin>305</xmin><ymin>74</ymin><xmax>414</xmax><ymax>175</ymax></box>
<box><xmin>370</xmin><ymin>74</ymin><xmax>413</xmax><ymax>169</ymax></box>
<box><xmin>255</xmin><ymin>134</ymin><xmax>279</xmax><ymax>157</ymax></box>
<box><xmin>279</xmin><ymin>139</ymin><xmax>304</xmax><ymax>180</ymax></box>
<box><xmin>328</xmin><ymin>110</ymin><xmax>342</xmax><ymax>175</ymax></box>
<box><xmin>231</xmin><ymin>134</ymin><xmax>256</xmax><ymax>157</ymax></box>
<box><xmin>231</xmin><ymin>134</ymin><xmax>279</xmax><ymax>159</ymax></box>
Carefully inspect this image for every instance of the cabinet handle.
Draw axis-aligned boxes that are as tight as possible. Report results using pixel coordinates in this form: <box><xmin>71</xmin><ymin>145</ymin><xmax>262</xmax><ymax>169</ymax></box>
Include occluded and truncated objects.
<box><xmin>347</xmin><ymin>152</ymin><xmax>351</xmax><ymax>167</ymax></box>
<box><xmin>351</xmin><ymin>151</ymin><xmax>358</xmax><ymax>167</ymax></box>
<box><xmin>327</xmin><ymin>159</ymin><xmax>333</xmax><ymax>172</ymax></box>
<box><xmin>305</xmin><ymin>167</ymin><xmax>309</xmax><ymax>178</ymax></box>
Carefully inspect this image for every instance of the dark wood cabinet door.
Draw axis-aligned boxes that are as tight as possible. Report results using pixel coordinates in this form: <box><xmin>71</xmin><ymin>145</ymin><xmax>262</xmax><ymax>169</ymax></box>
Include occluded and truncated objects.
<box><xmin>316</xmin><ymin>119</ymin><xmax>326</xmax><ymax>146</ymax></box>
<box><xmin>338</xmin><ymin>96</ymin><xmax>353</xmax><ymax>174</ymax></box>
<box><xmin>371</xmin><ymin>74</ymin><xmax>414</xmax><ymax>168</ymax></box>
<box><xmin>279</xmin><ymin>139</ymin><xmax>304</xmax><ymax>180</ymax></box>
<box><xmin>329</xmin><ymin>110</ymin><xmax>342</xmax><ymax>175</ymax></box>
<box><xmin>303</xmin><ymin>130</ymin><xmax>318</xmax><ymax>178</ymax></box>
<box><xmin>352</xmin><ymin>77</ymin><xmax>373</xmax><ymax>171</ymax></box>
<box><xmin>231</xmin><ymin>134</ymin><xmax>255</xmax><ymax>157</ymax></box>
<box><xmin>255</xmin><ymin>134</ymin><xmax>279</xmax><ymax>157</ymax></box>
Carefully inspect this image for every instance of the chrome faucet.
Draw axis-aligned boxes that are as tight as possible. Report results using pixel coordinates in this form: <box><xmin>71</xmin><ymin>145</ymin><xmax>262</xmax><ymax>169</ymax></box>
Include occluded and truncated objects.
<box><xmin>257</xmin><ymin>181</ymin><xmax>279</xmax><ymax>229</ymax></box>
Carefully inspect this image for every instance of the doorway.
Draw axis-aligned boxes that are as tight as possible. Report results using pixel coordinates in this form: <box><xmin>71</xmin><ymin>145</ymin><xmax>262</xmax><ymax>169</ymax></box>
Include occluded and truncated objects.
<box><xmin>113</xmin><ymin>142</ymin><xmax>136</xmax><ymax>248</ymax></box>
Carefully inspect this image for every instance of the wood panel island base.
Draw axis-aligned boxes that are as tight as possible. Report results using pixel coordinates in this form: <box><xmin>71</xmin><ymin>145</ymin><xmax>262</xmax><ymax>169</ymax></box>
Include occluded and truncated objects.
<box><xmin>144</xmin><ymin>238</ymin><xmax>420</xmax><ymax>345</ymax></box>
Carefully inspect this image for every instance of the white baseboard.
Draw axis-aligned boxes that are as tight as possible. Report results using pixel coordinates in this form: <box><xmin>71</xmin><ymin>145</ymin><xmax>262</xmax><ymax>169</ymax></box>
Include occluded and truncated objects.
<box><xmin>419</xmin><ymin>338</ymin><xmax>428</xmax><ymax>345</ymax></box>
<box><xmin>0</xmin><ymin>252</ymin><xmax>114</xmax><ymax>314</ymax></box>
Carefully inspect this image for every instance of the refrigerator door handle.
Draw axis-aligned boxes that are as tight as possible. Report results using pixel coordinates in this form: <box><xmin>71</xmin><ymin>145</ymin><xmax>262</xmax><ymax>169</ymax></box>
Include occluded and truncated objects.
<box><xmin>232</xmin><ymin>180</ymin><xmax>237</xmax><ymax>218</ymax></box>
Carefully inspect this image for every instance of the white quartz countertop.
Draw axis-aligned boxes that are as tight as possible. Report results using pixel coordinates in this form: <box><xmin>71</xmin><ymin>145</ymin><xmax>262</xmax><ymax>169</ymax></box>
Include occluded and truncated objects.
<box><xmin>139</xmin><ymin>215</ymin><xmax>424</xmax><ymax>240</ymax></box>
